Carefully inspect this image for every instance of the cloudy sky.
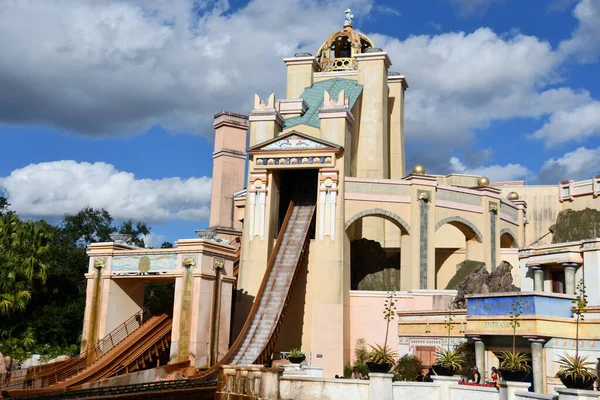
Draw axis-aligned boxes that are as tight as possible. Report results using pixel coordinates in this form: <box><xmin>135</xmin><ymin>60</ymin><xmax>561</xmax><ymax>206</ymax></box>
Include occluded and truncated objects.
<box><xmin>1</xmin><ymin>0</ymin><xmax>600</xmax><ymax>245</ymax></box>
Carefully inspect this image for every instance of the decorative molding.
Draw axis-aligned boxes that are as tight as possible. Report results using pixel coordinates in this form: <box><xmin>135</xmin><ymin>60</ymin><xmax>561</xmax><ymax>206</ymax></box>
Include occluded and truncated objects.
<box><xmin>344</xmin><ymin>208</ymin><xmax>410</xmax><ymax>233</ymax></box>
<box><xmin>255</xmin><ymin>154</ymin><xmax>335</xmax><ymax>169</ymax></box>
<box><xmin>435</xmin><ymin>216</ymin><xmax>483</xmax><ymax>243</ymax></box>
<box><xmin>345</xmin><ymin>181</ymin><xmax>409</xmax><ymax>196</ymax></box>
<box><xmin>262</xmin><ymin>134</ymin><xmax>329</xmax><ymax>151</ymax></box>
<box><xmin>500</xmin><ymin>228</ymin><xmax>519</xmax><ymax>248</ymax></box>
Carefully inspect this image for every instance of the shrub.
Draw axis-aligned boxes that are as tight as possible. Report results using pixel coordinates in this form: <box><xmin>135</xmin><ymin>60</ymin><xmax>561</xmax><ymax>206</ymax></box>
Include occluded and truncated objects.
<box><xmin>454</xmin><ymin>341</ymin><xmax>475</xmax><ymax>376</ymax></box>
<box><xmin>394</xmin><ymin>354</ymin><xmax>423</xmax><ymax>381</ymax></box>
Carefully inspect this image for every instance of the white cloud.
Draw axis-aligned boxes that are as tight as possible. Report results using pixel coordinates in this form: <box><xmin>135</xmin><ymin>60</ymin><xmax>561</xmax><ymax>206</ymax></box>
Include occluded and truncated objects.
<box><xmin>0</xmin><ymin>0</ymin><xmax>372</xmax><ymax>136</ymax></box>
<box><xmin>143</xmin><ymin>233</ymin><xmax>167</xmax><ymax>248</ymax></box>
<box><xmin>0</xmin><ymin>161</ymin><xmax>212</xmax><ymax>223</ymax></box>
<box><xmin>449</xmin><ymin>157</ymin><xmax>529</xmax><ymax>181</ymax></box>
<box><xmin>529</xmin><ymin>101</ymin><xmax>600</xmax><ymax>146</ymax></box>
<box><xmin>372</xmin><ymin>28</ymin><xmax>592</xmax><ymax>148</ymax></box>
<box><xmin>538</xmin><ymin>147</ymin><xmax>600</xmax><ymax>184</ymax></box>
<box><xmin>559</xmin><ymin>0</ymin><xmax>600</xmax><ymax>63</ymax></box>
<box><xmin>0</xmin><ymin>0</ymin><xmax>599</xmax><ymax>174</ymax></box>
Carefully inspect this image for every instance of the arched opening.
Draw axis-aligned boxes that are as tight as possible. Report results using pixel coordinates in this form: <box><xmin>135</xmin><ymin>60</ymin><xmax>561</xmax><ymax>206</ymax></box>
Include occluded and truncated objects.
<box><xmin>434</xmin><ymin>218</ymin><xmax>483</xmax><ymax>289</ymax></box>
<box><xmin>500</xmin><ymin>231</ymin><xmax>517</xmax><ymax>248</ymax></box>
<box><xmin>345</xmin><ymin>210</ymin><xmax>410</xmax><ymax>291</ymax></box>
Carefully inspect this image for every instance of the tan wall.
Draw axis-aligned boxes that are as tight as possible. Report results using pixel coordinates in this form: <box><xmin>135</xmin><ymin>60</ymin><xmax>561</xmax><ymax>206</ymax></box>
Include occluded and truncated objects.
<box><xmin>499</xmin><ymin>185</ymin><xmax>558</xmax><ymax>246</ymax></box>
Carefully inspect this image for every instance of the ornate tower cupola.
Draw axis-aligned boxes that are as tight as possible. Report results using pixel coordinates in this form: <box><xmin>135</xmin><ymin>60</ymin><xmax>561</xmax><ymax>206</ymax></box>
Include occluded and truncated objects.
<box><xmin>316</xmin><ymin>9</ymin><xmax>375</xmax><ymax>72</ymax></box>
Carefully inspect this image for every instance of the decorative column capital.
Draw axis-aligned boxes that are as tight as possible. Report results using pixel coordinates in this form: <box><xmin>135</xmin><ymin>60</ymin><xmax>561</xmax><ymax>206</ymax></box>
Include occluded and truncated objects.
<box><xmin>182</xmin><ymin>256</ymin><xmax>196</xmax><ymax>269</ymax></box>
<box><xmin>213</xmin><ymin>257</ymin><xmax>225</xmax><ymax>271</ymax></box>
<box><xmin>93</xmin><ymin>257</ymin><xmax>106</xmax><ymax>270</ymax></box>
<box><xmin>527</xmin><ymin>337</ymin><xmax>546</xmax><ymax>345</ymax></box>
<box><xmin>562</xmin><ymin>262</ymin><xmax>579</xmax><ymax>269</ymax></box>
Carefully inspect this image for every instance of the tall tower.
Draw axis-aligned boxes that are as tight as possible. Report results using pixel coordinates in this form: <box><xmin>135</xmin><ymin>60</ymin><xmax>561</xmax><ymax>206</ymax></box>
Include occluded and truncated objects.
<box><xmin>231</xmin><ymin>12</ymin><xmax>407</xmax><ymax>376</ymax></box>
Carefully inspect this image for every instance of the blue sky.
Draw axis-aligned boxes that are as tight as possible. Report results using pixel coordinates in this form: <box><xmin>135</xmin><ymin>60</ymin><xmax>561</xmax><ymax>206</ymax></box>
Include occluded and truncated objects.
<box><xmin>1</xmin><ymin>0</ymin><xmax>600</xmax><ymax>245</ymax></box>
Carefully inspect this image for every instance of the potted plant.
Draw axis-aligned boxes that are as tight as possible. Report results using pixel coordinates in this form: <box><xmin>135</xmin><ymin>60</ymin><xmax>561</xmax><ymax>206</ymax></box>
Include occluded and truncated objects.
<box><xmin>498</xmin><ymin>296</ymin><xmax>531</xmax><ymax>382</ymax></box>
<box><xmin>366</xmin><ymin>291</ymin><xmax>398</xmax><ymax>373</ymax></box>
<box><xmin>287</xmin><ymin>348</ymin><xmax>306</xmax><ymax>364</ymax></box>
<box><xmin>432</xmin><ymin>302</ymin><xmax>464</xmax><ymax>376</ymax></box>
<box><xmin>366</xmin><ymin>344</ymin><xmax>398</xmax><ymax>373</ymax></box>
<box><xmin>555</xmin><ymin>280</ymin><xmax>597</xmax><ymax>390</ymax></box>
<box><xmin>434</xmin><ymin>348</ymin><xmax>465</xmax><ymax>376</ymax></box>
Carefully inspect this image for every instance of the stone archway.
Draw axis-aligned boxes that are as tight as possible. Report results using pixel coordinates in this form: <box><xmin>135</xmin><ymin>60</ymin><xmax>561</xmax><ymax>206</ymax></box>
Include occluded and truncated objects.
<box><xmin>345</xmin><ymin>208</ymin><xmax>411</xmax><ymax>291</ymax></box>
<box><xmin>500</xmin><ymin>228</ymin><xmax>519</xmax><ymax>248</ymax></box>
<box><xmin>435</xmin><ymin>216</ymin><xmax>483</xmax><ymax>243</ymax></box>
<box><xmin>434</xmin><ymin>216</ymin><xmax>484</xmax><ymax>289</ymax></box>
<box><xmin>345</xmin><ymin>208</ymin><xmax>410</xmax><ymax>233</ymax></box>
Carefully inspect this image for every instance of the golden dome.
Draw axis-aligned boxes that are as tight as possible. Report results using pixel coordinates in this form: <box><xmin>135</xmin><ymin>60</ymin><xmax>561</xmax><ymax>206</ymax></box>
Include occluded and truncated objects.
<box><xmin>477</xmin><ymin>177</ymin><xmax>490</xmax><ymax>187</ymax></box>
<box><xmin>412</xmin><ymin>164</ymin><xmax>425</xmax><ymax>174</ymax></box>
<box><xmin>507</xmin><ymin>191</ymin><xmax>519</xmax><ymax>201</ymax></box>
<box><xmin>316</xmin><ymin>21</ymin><xmax>375</xmax><ymax>72</ymax></box>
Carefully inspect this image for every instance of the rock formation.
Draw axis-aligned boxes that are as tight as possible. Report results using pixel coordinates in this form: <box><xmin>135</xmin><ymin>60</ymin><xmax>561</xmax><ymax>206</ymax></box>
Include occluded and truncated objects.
<box><xmin>551</xmin><ymin>208</ymin><xmax>600</xmax><ymax>244</ymax></box>
<box><xmin>350</xmin><ymin>238</ymin><xmax>400</xmax><ymax>291</ymax></box>
<box><xmin>0</xmin><ymin>352</ymin><xmax>6</xmax><ymax>373</ymax></box>
<box><xmin>451</xmin><ymin>260</ymin><xmax>519</xmax><ymax>309</ymax></box>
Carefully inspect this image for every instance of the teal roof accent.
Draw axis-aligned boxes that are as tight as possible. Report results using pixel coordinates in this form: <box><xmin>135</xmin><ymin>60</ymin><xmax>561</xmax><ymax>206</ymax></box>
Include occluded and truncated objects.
<box><xmin>284</xmin><ymin>78</ymin><xmax>363</xmax><ymax>129</ymax></box>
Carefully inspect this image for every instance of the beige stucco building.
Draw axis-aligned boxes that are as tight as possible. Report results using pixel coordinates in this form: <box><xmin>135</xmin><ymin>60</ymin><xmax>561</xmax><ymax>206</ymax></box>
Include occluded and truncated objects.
<box><xmin>73</xmin><ymin>14</ymin><xmax>600</xmax><ymax>390</ymax></box>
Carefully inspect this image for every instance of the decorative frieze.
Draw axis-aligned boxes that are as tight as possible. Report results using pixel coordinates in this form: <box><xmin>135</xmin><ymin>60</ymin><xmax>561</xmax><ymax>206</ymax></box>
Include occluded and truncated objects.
<box><xmin>256</xmin><ymin>154</ymin><xmax>334</xmax><ymax>168</ymax></box>
<box><xmin>346</xmin><ymin>181</ymin><xmax>409</xmax><ymax>195</ymax></box>
<box><xmin>436</xmin><ymin>188</ymin><xmax>481</xmax><ymax>206</ymax></box>
<box><xmin>499</xmin><ymin>202</ymin><xmax>518</xmax><ymax>222</ymax></box>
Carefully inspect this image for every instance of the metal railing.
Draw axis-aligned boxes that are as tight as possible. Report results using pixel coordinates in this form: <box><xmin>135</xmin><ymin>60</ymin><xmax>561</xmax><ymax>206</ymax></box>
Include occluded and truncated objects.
<box><xmin>1</xmin><ymin>307</ymin><xmax>152</xmax><ymax>390</ymax></box>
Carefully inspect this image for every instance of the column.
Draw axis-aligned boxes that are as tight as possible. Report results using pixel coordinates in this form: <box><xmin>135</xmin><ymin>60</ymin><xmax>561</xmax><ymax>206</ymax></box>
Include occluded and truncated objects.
<box><xmin>369</xmin><ymin>373</ymin><xmax>393</xmax><ymax>400</ymax></box>
<box><xmin>473</xmin><ymin>338</ymin><xmax>485</xmax><ymax>380</ymax></box>
<box><xmin>532</xmin><ymin>266</ymin><xmax>544</xmax><ymax>292</ymax></box>
<box><xmin>431</xmin><ymin>376</ymin><xmax>460</xmax><ymax>400</ymax></box>
<box><xmin>498</xmin><ymin>381</ymin><xmax>531</xmax><ymax>400</ymax></box>
<box><xmin>529</xmin><ymin>338</ymin><xmax>545</xmax><ymax>393</ymax></box>
<box><xmin>563</xmin><ymin>263</ymin><xmax>578</xmax><ymax>295</ymax></box>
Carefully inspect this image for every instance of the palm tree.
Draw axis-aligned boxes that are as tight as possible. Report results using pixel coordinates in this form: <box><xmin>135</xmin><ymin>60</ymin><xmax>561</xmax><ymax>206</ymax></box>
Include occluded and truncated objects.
<box><xmin>0</xmin><ymin>215</ymin><xmax>53</xmax><ymax>316</ymax></box>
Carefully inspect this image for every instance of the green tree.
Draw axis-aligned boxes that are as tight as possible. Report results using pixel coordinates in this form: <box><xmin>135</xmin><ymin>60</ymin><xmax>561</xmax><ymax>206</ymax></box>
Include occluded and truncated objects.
<box><xmin>0</xmin><ymin>196</ymin><xmax>13</xmax><ymax>216</ymax></box>
<box><xmin>1</xmin><ymin>207</ymin><xmax>153</xmax><ymax>356</ymax></box>
<box><xmin>0</xmin><ymin>215</ymin><xmax>53</xmax><ymax>315</ymax></box>
<box><xmin>160</xmin><ymin>242</ymin><xmax>174</xmax><ymax>248</ymax></box>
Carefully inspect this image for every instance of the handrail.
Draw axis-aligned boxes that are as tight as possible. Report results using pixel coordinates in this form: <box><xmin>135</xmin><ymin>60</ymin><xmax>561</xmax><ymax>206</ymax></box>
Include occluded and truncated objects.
<box><xmin>196</xmin><ymin>193</ymin><xmax>315</xmax><ymax>379</ymax></box>
<box><xmin>1</xmin><ymin>307</ymin><xmax>152</xmax><ymax>390</ymax></box>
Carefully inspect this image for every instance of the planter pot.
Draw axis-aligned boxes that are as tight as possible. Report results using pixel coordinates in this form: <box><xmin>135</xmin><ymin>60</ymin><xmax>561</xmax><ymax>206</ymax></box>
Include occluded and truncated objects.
<box><xmin>559</xmin><ymin>375</ymin><xmax>597</xmax><ymax>390</ymax></box>
<box><xmin>366</xmin><ymin>362</ymin><xmax>391</xmax><ymax>373</ymax></box>
<box><xmin>287</xmin><ymin>356</ymin><xmax>305</xmax><ymax>364</ymax></box>
<box><xmin>432</xmin><ymin>365</ymin><xmax>455</xmax><ymax>376</ymax></box>
<box><xmin>499</xmin><ymin>369</ymin><xmax>529</xmax><ymax>382</ymax></box>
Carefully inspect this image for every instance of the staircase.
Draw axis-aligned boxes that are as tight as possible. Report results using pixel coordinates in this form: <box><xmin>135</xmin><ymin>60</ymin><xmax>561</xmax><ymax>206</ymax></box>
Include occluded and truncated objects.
<box><xmin>230</xmin><ymin>196</ymin><xmax>315</xmax><ymax>365</ymax></box>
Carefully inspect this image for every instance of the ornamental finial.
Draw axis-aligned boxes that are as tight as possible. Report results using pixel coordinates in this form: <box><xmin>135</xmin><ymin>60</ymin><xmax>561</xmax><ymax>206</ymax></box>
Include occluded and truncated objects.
<box><xmin>344</xmin><ymin>8</ymin><xmax>353</xmax><ymax>26</ymax></box>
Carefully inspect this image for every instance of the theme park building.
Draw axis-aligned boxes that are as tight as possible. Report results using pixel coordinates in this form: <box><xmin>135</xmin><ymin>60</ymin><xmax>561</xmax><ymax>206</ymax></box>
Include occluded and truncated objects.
<box><xmin>4</xmin><ymin>15</ymin><xmax>600</xmax><ymax>397</ymax></box>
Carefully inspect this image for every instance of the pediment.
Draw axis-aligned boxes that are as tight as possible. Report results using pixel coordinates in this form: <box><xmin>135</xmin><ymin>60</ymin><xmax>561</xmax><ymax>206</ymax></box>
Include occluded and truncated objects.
<box><xmin>248</xmin><ymin>131</ymin><xmax>342</xmax><ymax>153</ymax></box>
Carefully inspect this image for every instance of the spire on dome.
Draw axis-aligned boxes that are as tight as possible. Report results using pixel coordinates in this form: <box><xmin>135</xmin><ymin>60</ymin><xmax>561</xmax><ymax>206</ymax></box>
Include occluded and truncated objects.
<box><xmin>344</xmin><ymin>8</ymin><xmax>354</xmax><ymax>26</ymax></box>
<box><xmin>315</xmin><ymin>11</ymin><xmax>375</xmax><ymax>72</ymax></box>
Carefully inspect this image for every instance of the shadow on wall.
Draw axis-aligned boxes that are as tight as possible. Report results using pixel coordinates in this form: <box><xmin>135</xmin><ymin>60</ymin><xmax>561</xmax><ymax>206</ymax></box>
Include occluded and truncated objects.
<box><xmin>351</xmin><ymin>238</ymin><xmax>400</xmax><ymax>291</ymax></box>
<box><xmin>230</xmin><ymin>290</ymin><xmax>255</xmax><ymax>346</ymax></box>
